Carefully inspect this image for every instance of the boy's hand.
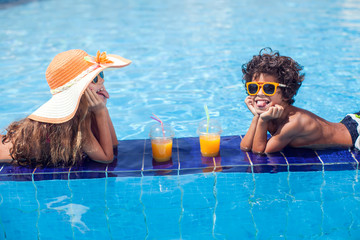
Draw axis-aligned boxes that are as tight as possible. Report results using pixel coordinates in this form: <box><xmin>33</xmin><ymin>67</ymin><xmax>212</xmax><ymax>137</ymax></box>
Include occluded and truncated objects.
<box><xmin>260</xmin><ymin>104</ymin><xmax>284</xmax><ymax>121</ymax></box>
<box><xmin>245</xmin><ymin>96</ymin><xmax>258</xmax><ymax>116</ymax></box>
<box><xmin>85</xmin><ymin>88</ymin><xmax>106</xmax><ymax>113</ymax></box>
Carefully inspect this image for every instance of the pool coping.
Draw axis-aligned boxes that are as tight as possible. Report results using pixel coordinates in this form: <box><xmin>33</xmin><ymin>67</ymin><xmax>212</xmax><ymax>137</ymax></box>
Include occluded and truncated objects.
<box><xmin>1</xmin><ymin>135</ymin><xmax>359</xmax><ymax>181</ymax></box>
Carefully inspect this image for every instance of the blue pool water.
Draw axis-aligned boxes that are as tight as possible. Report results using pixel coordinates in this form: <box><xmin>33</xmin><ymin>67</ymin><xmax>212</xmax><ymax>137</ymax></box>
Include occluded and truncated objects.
<box><xmin>1</xmin><ymin>0</ymin><xmax>360</xmax><ymax>239</ymax></box>
<box><xmin>1</xmin><ymin>171</ymin><xmax>359</xmax><ymax>239</ymax></box>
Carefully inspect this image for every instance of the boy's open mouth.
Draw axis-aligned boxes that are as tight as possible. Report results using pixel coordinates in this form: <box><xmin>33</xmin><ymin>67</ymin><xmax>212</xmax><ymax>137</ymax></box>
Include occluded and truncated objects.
<box><xmin>255</xmin><ymin>99</ymin><xmax>270</xmax><ymax>108</ymax></box>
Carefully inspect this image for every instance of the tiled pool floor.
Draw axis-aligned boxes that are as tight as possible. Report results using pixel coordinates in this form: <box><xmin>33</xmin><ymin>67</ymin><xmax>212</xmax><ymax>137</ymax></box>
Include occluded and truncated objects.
<box><xmin>1</xmin><ymin>135</ymin><xmax>359</xmax><ymax>181</ymax></box>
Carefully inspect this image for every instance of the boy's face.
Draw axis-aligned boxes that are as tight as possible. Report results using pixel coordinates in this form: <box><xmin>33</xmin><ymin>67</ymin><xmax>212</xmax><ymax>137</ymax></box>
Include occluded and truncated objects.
<box><xmin>249</xmin><ymin>73</ymin><xmax>287</xmax><ymax>114</ymax></box>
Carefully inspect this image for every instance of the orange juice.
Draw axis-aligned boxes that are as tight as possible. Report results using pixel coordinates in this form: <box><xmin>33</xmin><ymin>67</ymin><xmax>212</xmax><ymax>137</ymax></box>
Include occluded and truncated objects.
<box><xmin>151</xmin><ymin>138</ymin><xmax>173</xmax><ymax>162</ymax></box>
<box><xmin>199</xmin><ymin>134</ymin><xmax>220</xmax><ymax>157</ymax></box>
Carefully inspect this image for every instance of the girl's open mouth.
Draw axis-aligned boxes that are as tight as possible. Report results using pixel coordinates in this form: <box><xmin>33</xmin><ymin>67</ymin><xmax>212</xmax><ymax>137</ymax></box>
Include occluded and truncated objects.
<box><xmin>96</xmin><ymin>88</ymin><xmax>109</xmax><ymax>99</ymax></box>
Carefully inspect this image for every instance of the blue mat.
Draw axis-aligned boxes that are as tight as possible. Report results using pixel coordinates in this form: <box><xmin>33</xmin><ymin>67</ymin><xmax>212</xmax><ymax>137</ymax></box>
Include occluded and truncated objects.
<box><xmin>1</xmin><ymin>135</ymin><xmax>359</xmax><ymax>181</ymax></box>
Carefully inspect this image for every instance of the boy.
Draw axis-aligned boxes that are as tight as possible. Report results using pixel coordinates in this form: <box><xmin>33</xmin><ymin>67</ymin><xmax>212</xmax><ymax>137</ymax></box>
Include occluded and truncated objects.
<box><xmin>240</xmin><ymin>48</ymin><xmax>356</xmax><ymax>154</ymax></box>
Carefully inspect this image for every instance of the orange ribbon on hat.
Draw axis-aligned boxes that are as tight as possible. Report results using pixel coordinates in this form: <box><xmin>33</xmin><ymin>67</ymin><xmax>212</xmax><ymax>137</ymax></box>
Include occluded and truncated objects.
<box><xmin>84</xmin><ymin>51</ymin><xmax>113</xmax><ymax>66</ymax></box>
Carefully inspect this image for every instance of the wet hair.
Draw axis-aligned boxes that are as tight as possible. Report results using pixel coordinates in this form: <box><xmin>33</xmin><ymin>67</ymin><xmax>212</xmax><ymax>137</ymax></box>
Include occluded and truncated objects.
<box><xmin>242</xmin><ymin>47</ymin><xmax>305</xmax><ymax>105</ymax></box>
<box><xmin>1</xmin><ymin>96</ymin><xmax>89</xmax><ymax>167</ymax></box>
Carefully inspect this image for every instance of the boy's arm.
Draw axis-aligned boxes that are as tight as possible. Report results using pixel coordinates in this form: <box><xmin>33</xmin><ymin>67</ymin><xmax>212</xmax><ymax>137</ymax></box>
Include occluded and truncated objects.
<box><xmin>263</xmin><ymin>121</ymin><xmax>300</xmax><ymax>153</ymax></box>
<box><xmin>252</xmin><ymin>105</ymin><xmax>295</xmax><ymax>154</ymax></box>
<box><xmin>240</xmin><ymin>115</ymin><xmax>259</xmax><ymax>151</ymax></box>
<box><xmin>251</xmin><ymin>117</ymin><xmax>269</xmax><ymax>153</ymax></box>
<box><xmin>240</xmin><ymin>96</ymin><xmax>259</xmax><ymax>151</ymax></box>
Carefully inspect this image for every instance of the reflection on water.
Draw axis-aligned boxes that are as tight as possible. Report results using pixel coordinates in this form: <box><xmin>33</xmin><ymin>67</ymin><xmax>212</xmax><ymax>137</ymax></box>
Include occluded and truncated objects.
<box><xmin>152</xmin><ymin>158</ymin><xmax>173</xmax><ymax>175</ymax></box>
<box><xmin>202</xmin><ymin>155</ymin><xmax>222</xmax><ymax>173</ymax></box>
<box><xmin>46</xmin><ymin>195</ymin><xmax>90</xmax><ymax>233</ymax></box>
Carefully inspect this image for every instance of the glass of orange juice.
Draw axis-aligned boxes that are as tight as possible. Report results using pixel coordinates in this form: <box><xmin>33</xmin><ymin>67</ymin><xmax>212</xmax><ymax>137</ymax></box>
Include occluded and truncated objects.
<box><xmin>197</xmin><ymin>119</ymin><xmax>222</xmax><ymax>157</ymax></box>
<box><xmin>150</xmin><ymin>123</ymin><xmax>175</xmax><ymax>162</ymax></box>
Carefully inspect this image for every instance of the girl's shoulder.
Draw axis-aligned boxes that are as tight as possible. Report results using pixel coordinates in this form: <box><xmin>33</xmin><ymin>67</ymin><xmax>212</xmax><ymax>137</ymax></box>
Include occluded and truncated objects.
<box><xmin>0</xmin><ymin>136</ymin><xmax>13</xmax><ymax>162</ymax></box>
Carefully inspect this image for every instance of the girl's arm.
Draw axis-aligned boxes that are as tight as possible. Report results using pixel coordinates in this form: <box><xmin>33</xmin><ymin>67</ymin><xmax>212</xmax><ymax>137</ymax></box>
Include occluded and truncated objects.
<box><xmin>82</xmin><ymin>88</ymin><xmax>114</xmax><ymax>163</ymax></box>
<box><xmin>91</xmin><ymin>109</ymin><xmax>118</xmax><ymax>147</ymax></box>
<box><xmin>105</xmin><ymin>108</ymin><xmax>119</xmax><ymax>147</ymax></box>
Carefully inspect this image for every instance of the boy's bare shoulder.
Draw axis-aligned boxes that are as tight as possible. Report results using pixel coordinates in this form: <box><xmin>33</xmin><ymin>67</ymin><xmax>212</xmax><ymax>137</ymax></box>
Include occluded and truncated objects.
<box><xmin>285</xmin><ymin>107</ymin><xmax>325</xmax><ymax>136</ymax></box>
<box><xmin>288</xmin><ymin>107</ymin><xmax>320</xmax><ymax>123</ymax></box>
<box><xmin>280</xmin><ymin>107</ymin><xmax>319</xmax><ymax>134</ymax></box>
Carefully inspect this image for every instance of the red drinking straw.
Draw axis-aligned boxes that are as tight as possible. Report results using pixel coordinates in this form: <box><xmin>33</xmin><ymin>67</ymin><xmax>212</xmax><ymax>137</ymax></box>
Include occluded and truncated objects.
<box><xmin>150</xmin><ymin>113</ymin><xmax>165</xmax><ymax>138</ymax></box>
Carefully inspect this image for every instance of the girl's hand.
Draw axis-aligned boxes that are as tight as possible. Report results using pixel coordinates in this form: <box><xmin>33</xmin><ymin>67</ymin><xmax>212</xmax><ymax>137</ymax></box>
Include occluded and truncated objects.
<box><xmin>245</xmin><ymin>96</ymin><xmax>258</xmax><ymax>116</ymax></box>
<box><xmin>85</xmin><ymin>88</ymin><xmax>106</xmax><ymax>113</ymax></box>
<box><xmin>88</xmin><ymin>84</ymin><xmax>109</xmax><ymax>105</ymax></box>
<box><xmin>260</xmin><ymin>104</ymin><xmax>284</xmax><ymax>121</ymax></box>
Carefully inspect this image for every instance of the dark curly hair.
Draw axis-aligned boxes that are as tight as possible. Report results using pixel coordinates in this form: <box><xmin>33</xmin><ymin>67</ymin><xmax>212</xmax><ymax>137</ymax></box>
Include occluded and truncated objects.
<box><xmin>242</xmin><ymin>48</ymin><xmax>305</xmax><ymax>105</ymax></box>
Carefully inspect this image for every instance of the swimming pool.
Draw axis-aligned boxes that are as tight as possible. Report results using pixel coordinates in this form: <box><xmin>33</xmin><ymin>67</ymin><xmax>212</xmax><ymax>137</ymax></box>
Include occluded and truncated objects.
<box><xmin>1</xmin><ymin>0</ymin><xmax>360</xmax><ymax>239</ymax></box>
<box><xmin>1</xmin><ymin>170</ymin><xmax>359</xmax><ymax>239</ymax></box>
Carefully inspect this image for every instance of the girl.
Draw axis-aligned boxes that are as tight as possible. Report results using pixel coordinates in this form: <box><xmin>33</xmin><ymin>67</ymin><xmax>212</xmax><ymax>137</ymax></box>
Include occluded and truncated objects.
<box><xmin>0</xmin><ymin>49</ymin><xmax>131</xmax><ymax>167</ymax></box>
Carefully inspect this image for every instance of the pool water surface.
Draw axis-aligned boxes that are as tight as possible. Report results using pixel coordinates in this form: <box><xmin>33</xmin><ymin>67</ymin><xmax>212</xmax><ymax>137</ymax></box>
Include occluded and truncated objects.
<box><xmin>1</xmin><ymin>0</ymin><xmax>360</xmax><ymax>239</ymax></box>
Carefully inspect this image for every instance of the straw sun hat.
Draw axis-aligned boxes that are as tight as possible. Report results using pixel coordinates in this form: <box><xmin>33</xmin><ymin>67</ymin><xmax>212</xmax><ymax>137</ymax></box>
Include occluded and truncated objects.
<box><xmin>28</xmin><ymin>49</ymin><xmax>131</xmax><ymax>124</ymax></box>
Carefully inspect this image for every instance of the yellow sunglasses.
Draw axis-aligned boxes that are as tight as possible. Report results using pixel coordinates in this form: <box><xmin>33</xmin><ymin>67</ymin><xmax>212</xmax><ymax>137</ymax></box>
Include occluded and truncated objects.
<box><xmin>246</xmin><ymin>82</ymin><xmax>287</xmax><ymax>96</ymax></box>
